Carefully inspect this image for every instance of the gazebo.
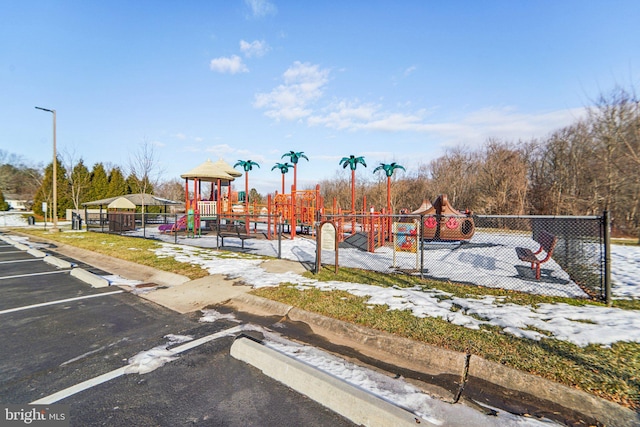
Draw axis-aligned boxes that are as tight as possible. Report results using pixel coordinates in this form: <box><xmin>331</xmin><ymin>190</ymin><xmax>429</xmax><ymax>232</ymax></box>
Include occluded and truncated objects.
<box><xmin>180</xmin><ymin>159</ymin><xmax>241</xmax><ymax>219</ymax></box>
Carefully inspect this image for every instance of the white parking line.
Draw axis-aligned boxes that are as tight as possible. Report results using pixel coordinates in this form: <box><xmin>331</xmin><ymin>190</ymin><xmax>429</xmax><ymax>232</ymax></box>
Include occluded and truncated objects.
<box><xmin>0</xmin><ymin>290</ymin><xmax>125</xmax><ymax>315</ymax></box>
<box><xmin>0</xmin><ymin>258</ymin><xmax>42</xmax><ymax>265</ymax></box>
<box><xmin>31</xmin><ymin>325</ymin><xmax>244</xmax><ymax>404</ymax></box>
<box><xmin>0</xmin><ymin>250</ymin><xmax>26</xmax><ymax>254</ymax></box>
<box><xmin>0</xmin><ymin>270</ymin><xmax>69</xmax><ymax>281</ymax></box>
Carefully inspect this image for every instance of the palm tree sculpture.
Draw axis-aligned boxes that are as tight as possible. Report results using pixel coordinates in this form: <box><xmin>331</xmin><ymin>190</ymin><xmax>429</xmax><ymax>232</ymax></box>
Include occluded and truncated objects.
<box><xmin>339</xmin><ymin>155</ymin><xmax>367</xmax><ymax>213</ymax></box>
<box><xmin>234</xmin><ymin>160</ymin><xmax>260</xmax><ymax>213</ymax></box>
<box><xmin>373</xmin><ymin>162</ymin><xmax>406</xmax><ymax>215</ymax></box>
<box><xmin>281</xmin><ymin>151</ymin><xmax>308</xmax><ymax>192</ymax></box>
<box><xmin>271</xmin><ymin>162</ymin><xmax>292</xmax><ymax>194</ymax></box>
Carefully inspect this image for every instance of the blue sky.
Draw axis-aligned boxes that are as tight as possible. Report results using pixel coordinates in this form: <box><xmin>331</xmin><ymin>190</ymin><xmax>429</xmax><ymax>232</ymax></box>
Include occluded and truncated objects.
<box><xmin>1</xmin><ymin>0</ymin><xmax>639</xmax><ymax>195</ymax></box>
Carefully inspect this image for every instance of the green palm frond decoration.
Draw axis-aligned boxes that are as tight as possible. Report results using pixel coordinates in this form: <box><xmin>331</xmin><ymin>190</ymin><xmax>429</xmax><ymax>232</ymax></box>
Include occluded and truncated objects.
<box><xmin>339</xmin><ymin>155</ymin><xmax>367</xmax><ymax>171</ymax></box>
<box><xmin>373</xmin><ymin>162</ymin><xmax>405</xmax><ymax>177</ymax></box>
<box><xmin>234</xmin><ymin>160</ymin><xmax>260</xmax><ymax>172</ymax></box>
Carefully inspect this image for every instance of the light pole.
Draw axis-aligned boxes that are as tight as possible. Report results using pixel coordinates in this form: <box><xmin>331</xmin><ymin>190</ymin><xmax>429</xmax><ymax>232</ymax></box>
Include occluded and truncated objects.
<box><xmin>35</xmin><ymin>106</ymin><xmax>59</xmax><ymax>232</ymax></box>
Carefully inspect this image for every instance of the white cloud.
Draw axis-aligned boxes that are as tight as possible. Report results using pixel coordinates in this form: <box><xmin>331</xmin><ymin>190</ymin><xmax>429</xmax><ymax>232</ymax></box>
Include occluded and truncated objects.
<box><xmin>403</xmin><ymin>65</ymin><xmax>417</xmax><ymax>77</ymax></box>
<box><xmin>254</xmin><ymin>62</ymin><xmax>330</xmax><ymax>121</ymax></box>
<box><xmin>308</xmin><ymin>98</ymin><xmax>586</xmax><ymax>148</ymax></box>
<box><xmin>175</xmin><ymin>133</ymin><xmax>187</xmax><ymax>140</ymax></box>
<box><xmin>209</xmin><ymin>55</ymin><xmax>248</xmax><ymax>74</ymax></box>
<box><xmin>204</xmin><ymin>144</ymin><xmax>235</xmax><ymax>156</ymax></box>
<box><xmin>433</xmin><ymin>106</ymin><xmax>588</xmax><ymax>148</ymax></box>
<box><xmin>255</xmin><ymin>62</ymin><xmax>585</xmax><ymax>152</ymax></box>
<box><xmin>240</xmin><ymin>39</ymin><xmax>270</xmax><ymax>58</ymax></box>
<box><xmin>244</xmin><ymin>0</ymin><xmax>276</xmax><ymax>18</ymax></box>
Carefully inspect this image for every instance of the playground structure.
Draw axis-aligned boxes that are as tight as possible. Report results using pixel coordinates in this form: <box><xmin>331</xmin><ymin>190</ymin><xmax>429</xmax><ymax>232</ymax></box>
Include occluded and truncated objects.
<box><xmin>410</xmin><ymin>194</ymin><xmax>475</xmax><ymax>241</ymax></box>
<box><xmin>175</xmin><ymin>159</ymin><xmax>474</xmax><ymax>251</ymax></box>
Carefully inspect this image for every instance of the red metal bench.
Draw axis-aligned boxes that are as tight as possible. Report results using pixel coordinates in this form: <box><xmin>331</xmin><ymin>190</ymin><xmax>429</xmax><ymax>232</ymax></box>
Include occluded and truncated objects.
<box><xmin>515</xmin><ymin>231</ymin><xmax>558</xmax><ymax>280</ymax></box>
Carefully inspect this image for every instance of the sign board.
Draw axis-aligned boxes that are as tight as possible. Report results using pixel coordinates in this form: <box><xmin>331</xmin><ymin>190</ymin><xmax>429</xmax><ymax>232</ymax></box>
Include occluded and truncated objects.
<box><xmin>320</xmin><ymin>222</ymin><xmax>336</xmax><ymax>251</ymax></box>
<box><xmin>42</xmin><ymin>202</ymin><xmax>47</xmax><ymax>213</ymax></box>
<box><xmin>316</xmin><ymin>220</ymin><xmax>338</xmax><ymax>274</ymax></box>
<box><xmin>392</xmin><ymin>221</ymin><xmax>420</xmax><ymax>270</ymax></box>
<box><xmin>393</xmin><ymin>222</ymin><xmax>418</xmax><ymax>253</ymax></box>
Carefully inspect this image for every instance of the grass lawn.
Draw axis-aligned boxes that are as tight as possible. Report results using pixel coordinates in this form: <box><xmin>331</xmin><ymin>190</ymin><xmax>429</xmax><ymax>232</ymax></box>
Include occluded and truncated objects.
<box><xmin>14</xmin><ymin>228</ymin><xmax>640</xmax><ymax>410</ymax></box>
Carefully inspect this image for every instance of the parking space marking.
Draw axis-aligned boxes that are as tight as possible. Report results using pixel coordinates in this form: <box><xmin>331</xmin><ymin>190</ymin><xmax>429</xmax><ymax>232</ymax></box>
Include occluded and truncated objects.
<box><xmin>0</xmin><ymin>270</ymin><xmax>69</xmax><ymax>281</ymax></box>
<box><xmin>0</xmin><ymin>250</ymin><xmax>26</xmax><ymax>255</ymax></box>
<box><xmin>0</xmin><ymin>258</ymin><xmax>42</xmax><ymax>265</ymax></box>
<box><xmin>31</xmin><ymin>325</ymin><xmax>244</xmax><ymax>404</ymax></box>
<box><xmin>0</xmin><ymin>290</ymin><xmax>125</xmax><ymax>315</ymax></box>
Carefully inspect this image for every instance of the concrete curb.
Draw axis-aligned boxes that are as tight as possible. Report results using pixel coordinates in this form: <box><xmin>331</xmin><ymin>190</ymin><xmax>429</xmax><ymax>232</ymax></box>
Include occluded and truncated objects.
<box><xmin>43</xmin><ymin>255</ymin><xmax>73</xmax><ymax>269</ymax></box>
<box><xmin>229</xmin><ymin>293</ymin><xmax>640</xmax><ymax>427</ymax></box>
<box><xmin>27</xmin><ymin>248</ymin><xmax>47</xmax><ymax>258</ymax></box>
<box><xmin>229</xmin><ymin>292</ymin><xmax>293</xmax><ymax>317</ymax></box>
<box><xmin>7</xmin><ymin>232</ymin><xmax>190</xmax><ymax>288</ymax></box>
<box><xmin>230</xmin><ymin>336</ymin><xmax>422</xmax><ymax>427</ymax></box>
<box><xmin>14</xmin><ymin>242</ymin><xmax>30</xmax><ymax>251</ymax></box>
<box><xmin>49</xmin><ymin>242</ymin><xmax>190</xmax><ymax>288</ymax></box>
<box><xmin>70</xmin><ymin>268</ymin><xmax>110</xmax><ymax>288</ymax></box>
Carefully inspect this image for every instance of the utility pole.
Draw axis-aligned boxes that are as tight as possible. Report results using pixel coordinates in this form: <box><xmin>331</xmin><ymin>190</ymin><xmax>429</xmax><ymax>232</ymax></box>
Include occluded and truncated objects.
<box><xmin>35</xmin><ymin>106</ymin><xmax>59</xmax><ymax>232</ymax></box>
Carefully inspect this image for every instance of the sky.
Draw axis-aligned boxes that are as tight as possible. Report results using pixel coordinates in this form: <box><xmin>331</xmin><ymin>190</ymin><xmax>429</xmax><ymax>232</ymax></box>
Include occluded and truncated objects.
<box><xmin>2</xmin><ymin>0</ymin><xmax>640</xmax><ymax>196</ymax></box>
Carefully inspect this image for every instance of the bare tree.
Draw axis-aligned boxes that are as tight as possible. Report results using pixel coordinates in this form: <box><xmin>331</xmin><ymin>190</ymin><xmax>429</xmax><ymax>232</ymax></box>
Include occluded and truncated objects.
<box><xmin>128</xmin><ymin>140</ymin><xmax>163</xmax><ymax>227</ymax></box>
<box><xmin>473</xmin><ymin>139</ymin><xmax>528</xmax><ymax>214</ymax></box>
<box><xmin>61</xmin><ymin>148</ymin><xmax>91</xmax><ymax>211</ymax></box>
<box><xmin>429</xmin><ymin>147</ymin><xmax>478</xmax><ymax>210</ymax></box>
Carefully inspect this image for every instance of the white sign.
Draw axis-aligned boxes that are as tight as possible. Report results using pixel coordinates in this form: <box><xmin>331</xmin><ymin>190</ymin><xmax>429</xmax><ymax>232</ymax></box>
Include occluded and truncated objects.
<box><xmin>42</xmin><ymin>202</ymin><xmax>47</xmax><ymax>212</ymax></box>
<box><xmin>320</xmin><ymin>222</ymin><xmax>336</xmax><ymax>250</ymax></box>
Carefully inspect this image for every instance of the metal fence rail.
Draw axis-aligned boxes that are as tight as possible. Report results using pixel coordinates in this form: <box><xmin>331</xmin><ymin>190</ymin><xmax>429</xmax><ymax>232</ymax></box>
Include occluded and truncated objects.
<box><xmin>84</xmin><ymin>210</ymin><xmax>609</xmax><ymax>302</ymax></box>
<box><xmin>317</xmin><ymin>213</ymin><xmax>608</xmax><ymax>302</ymax></box>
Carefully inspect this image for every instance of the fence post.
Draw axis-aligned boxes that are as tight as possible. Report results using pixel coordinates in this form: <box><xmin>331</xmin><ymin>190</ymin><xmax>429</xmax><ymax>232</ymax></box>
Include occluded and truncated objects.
<box><xmin>603</xmin><ymin>210</ymin><xmax>612</xmax><ymax>306</ymax></box>
<box><xmin>419</xmin><ymin>214</ymin><xmax>424</xmax><ymax>279</ymax></box>
<box><xmin>174</xmin><ymin>213</ymin><xmax>178</xmax><ymax>244</ymax></box>
<box><xmin>278</xmin><ymin>214</ymin><xmax>282</xmax><ymax>259</ymax></box>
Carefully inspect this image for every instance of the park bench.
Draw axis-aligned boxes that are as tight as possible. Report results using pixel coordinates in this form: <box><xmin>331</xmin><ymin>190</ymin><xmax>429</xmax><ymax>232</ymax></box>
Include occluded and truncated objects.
<box><xmin>515</xmin><ymin>230</ymin><xmax>558</xmax><ymax>280</ymax></box>
<box><xmin>216</xmin><ymin>222</ymin><xmax>254</xmax><ymax>249</ymax></box>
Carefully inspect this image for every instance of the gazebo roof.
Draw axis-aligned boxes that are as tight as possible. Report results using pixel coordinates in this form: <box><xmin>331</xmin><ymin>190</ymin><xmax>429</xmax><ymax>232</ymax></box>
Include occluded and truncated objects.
<box><xmin>214</xmin><ymin>158</ymin><xmax>242</xmax><ymax>177</ymax></box>
<box><xmin>82</xmin><ymin>193</ymin><xmax>183</xmax><ymax>207</ymax></box>
<box><xmin>180</xmin><ymin>159</ymin><xmax>239</xmax><ymax>181</ymax></box>
<box><xmin>107</xmin><ymin>197</ymin><xmax>137</xmax><ymax>209</ymax></box>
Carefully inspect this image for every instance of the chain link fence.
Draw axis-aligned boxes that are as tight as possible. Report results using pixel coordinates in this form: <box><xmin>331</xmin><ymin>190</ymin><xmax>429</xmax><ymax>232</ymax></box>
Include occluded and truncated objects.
<box><xmin>83</xmin><ymin>209</ymin><xmax>609</xmax><ymax>302</ymax></box>
<box><xmin>85</xmin><ymin>211</ymin><xmax>287</xmax><ymax>254</ymax></box>
<box><xmin>318</xmin><ymin>213</ymin><xmax>609</xmax><ymax>302</ymax></box>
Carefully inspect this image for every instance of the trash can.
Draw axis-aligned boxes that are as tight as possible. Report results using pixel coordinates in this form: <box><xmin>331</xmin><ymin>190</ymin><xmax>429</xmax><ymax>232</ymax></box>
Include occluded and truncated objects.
<box><xmin>72</xmin><ymin>213</ymin><xmax>82</xmax><ymax>230</ymax></box>
<box><xmin>28</xmin><ymin>216</ymin><xmax>36</xmax><ymax>225</ymax></box>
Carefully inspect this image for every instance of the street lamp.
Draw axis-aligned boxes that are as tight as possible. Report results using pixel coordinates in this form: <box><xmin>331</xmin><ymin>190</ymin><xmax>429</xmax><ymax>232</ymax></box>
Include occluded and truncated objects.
<box><xmin>35</xmin><ymin>106</ymin><xmax>59</xmax><ymax>232</ymax></box>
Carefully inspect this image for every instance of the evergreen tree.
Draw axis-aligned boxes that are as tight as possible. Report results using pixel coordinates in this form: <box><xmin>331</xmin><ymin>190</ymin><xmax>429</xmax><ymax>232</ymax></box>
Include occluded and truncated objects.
<box><xmin>248</xmin><ymin>188</ymin><xmax>263</xmax><ymax>204</ymax></box>
<box><xmin>87</xmin><ymin>163</ymin><xmax>109</xmax><ymax>201</ymax></box>
<box><xmin>107</xmin><ymin>167</ymin><xmax>128</xmax><ymax>197</ymax></box>
<box><xmin>32</xmin><ymin>158</ymin><xmax>71</xmax><ymax>219</ymax></box>
<box><xmin>126</xmin><ymin>173</ymin><xmax>140</xmax><ymax>194</ymax></box>
<box><xmin>0</xmin><ymin>189</ymin><xmax>9</xmax><ymax>211</ymax></box>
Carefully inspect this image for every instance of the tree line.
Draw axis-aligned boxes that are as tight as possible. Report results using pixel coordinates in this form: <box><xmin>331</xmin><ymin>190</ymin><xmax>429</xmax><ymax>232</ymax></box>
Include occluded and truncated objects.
<box><xmin>0</xmin><ymin>141</ymin><xmax>164</xmax><ymax>219</ymax></box>
<box><xmin>318</xmin><ymin>87</ymin><xmax>639</xmax><ymax>239</ymax></box>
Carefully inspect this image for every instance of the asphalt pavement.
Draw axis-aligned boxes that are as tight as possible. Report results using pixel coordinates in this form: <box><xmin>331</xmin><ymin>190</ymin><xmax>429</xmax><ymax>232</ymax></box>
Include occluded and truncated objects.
<box><xmin>0</xmin><ymin>237</ymin><xmax>354</xmax><ymax>426</ymax></box>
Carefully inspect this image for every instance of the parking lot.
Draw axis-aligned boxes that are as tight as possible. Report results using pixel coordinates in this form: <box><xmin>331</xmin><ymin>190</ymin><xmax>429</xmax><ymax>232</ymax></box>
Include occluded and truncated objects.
<box><xmin>0</xmin><ymin>236</ymin><xmax>354</xmax><ymax>426</ymax></box>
